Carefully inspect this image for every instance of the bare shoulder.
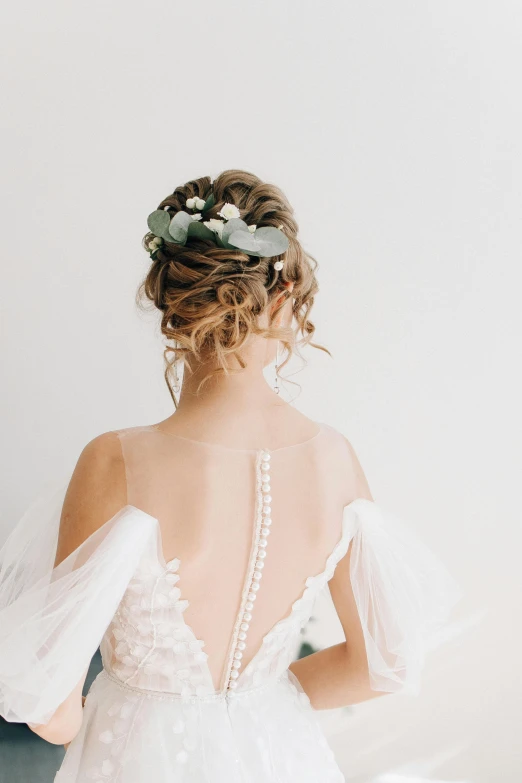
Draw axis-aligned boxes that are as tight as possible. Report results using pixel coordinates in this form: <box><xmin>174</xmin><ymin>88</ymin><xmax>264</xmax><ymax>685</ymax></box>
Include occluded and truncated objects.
<box><xmin>340</xmin><ymin>432</ymin><xmax>373</xmax><ymax>503</ymax></box>
<box><xmin>318</xmin><ymin>423</ymin><xmax>374</xmax><ymax>504</ymax></box>
<box><xmin>77</xmin><ymin>429</ymin><xmax>124</xmax><ymax>468</ymax></box>
<box><xmin>70</xmin><ymin>431</ymin><xmax>126</xmax><ymax>499</ymax></box>
<box><xmin>54</xmin><ymin>431</ymin><xmax>127</xmax><ymax>566</ymax></box>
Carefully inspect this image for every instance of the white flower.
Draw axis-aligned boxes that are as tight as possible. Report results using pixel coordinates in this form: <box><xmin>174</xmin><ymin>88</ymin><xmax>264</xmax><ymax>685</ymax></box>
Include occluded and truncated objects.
<box><xmin>190</xmin><ymin>213</ymin><xmax>202</xmax><ymax>221</ymax></box>
<box><xmin>187</xmin><ymin>197</ymin><xmax>206</xmax><ymax>211</ymax></box>
<box><xmin>248</xmin><ymin>224</ymin><xmax>256</xmax><ymax>233</ymax></box>
<box><xmin>203</xmin><ymin>218</ymin><xmax>225</xmax><ymax>237</ymax></box>
<box><xmin>217</xmin><ymin>202</ymin><xmax>240</xmax><ymax>220</ymax></box>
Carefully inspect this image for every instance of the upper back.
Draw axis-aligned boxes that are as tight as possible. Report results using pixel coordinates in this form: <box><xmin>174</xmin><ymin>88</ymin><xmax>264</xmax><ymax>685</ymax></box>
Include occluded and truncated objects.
<box><xmin>109</xmin><ymin>421</ymin><xmax>361</xmax><ymax>693</ymax></box>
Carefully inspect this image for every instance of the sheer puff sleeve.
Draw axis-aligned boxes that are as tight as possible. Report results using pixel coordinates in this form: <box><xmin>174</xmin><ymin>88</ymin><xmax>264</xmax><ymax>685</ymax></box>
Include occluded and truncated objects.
<box><xmin>0</xmin><ymin>466</ymin><xmax>159</xmax><ymax>726</ymax></box>
<box><xmin>333</xmin><ymin>498</ymin><xmax>462</xmax><ymax>696</ymax></box>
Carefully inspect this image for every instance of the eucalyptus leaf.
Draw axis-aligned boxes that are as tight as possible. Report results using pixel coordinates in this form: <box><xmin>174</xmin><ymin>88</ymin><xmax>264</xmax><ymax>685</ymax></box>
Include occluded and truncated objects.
<box><xmin>228</xmin><ymin>230</ymin><xmax>264</xmax><ymax>256</ymax></box>
<box><xmin>147</xmin><ymin>210</ymin><xmax>170</xmax><ymax>237</ymax></box>
<box><xmin>254</xmin><ymin>226</ymin><xmax>289</xmax><ymax>255</ymax></box>
<box><xmin>260</xmin><ymin>241</ymin><xmax>285</xmax><ymax>257</ymax></box>
<box><xmin>202</xmin><ymin>193</ymin><xmax>215</xmax><ymax>212</ymax></box>
<box><xmin>187</xmin><ymin>221</ymin><xmax>215</xmax><ymax>241</ymax></box>
<box><xmin>221</xmin><ymin>218</ymin><xmax>250</xmax><ymax>245</ymax></box>
<box><xmin>168</xmin><ymin>211</ymin><xmax>192</xmax><ymax>243</ymax></box>
<box><xmin>161</xmin><ymin>229</ymin><xmax>181</xmax><ymax>244</ymax></box>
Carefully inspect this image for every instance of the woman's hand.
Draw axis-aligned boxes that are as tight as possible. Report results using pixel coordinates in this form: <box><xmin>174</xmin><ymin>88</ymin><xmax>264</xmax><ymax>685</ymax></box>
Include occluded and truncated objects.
<box><xmin>63</xmin><ymin>696</ymin><xmax>86</xmax><ymax>751</ymax></box>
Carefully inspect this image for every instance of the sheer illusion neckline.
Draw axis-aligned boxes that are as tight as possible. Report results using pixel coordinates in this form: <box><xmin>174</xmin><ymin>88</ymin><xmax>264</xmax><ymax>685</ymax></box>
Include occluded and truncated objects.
<box><xmin>147</xmin><ymin>422</ymin><xmax>326</xmax><ymax>453</ymax></box>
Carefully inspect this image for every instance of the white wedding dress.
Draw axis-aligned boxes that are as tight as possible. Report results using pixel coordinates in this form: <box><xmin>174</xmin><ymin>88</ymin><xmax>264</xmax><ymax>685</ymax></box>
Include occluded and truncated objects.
<box><xmin>0</xmin><ymin>422</ymin><xmax>461</xmax><ymax>782</ymax></box>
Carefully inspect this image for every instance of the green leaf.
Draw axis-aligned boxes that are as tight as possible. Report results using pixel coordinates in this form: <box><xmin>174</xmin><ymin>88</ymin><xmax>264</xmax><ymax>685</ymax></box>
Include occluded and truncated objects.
<box><xmin>202</xmin><ymin>192</ymin><xmax>216</xmax><ymax>212</ymax></box>
<box><xmin>168</xmin><ymin>211</ymin><xmax>192</xmax><ymax>243</ymax></box>
<box><xmin>259</xmin><ymin>241</ymin><xmax>286</xmax><ymax>257</ymax></box>
<box><xmin>221</xmin><ymin>218</ymin><xmax>250</xmax><ymax>246</ymax></box>
<box><xmin>187</xmin><ymin>221</ymin><xmax>215</xmax><ymax>241</ymax></box>
<box><xmin>226</xmin><ymin>225</ymin><xmax>290</xmax><ymax>258</ymax></box>
<box><xmin>227</xmin><ymin>229</ymin><xmax>264</xmax><ymax>256</ymax></box>
<box><xmin>254</xmin><ymin>226</ymin><xmax>289</xmax><ymax>256</ymax></box>
<box><xmin>147</xmin><ymin>210</ymin><xmax>170</xmax><ymax>237</ymax></box>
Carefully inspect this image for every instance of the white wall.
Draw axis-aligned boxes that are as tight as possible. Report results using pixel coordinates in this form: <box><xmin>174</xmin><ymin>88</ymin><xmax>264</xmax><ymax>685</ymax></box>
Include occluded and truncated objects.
<box><xmin>1</xmin><ymin>2</ymin><xmax>521</xmax><ymax>781</ymax></box>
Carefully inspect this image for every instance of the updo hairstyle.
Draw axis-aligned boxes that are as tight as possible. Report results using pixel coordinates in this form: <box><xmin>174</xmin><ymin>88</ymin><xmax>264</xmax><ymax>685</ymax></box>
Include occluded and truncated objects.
<box><xmin>137</xmin><ymin>168</ymin><xmax>323</xmax><ymax>401</ymax></box>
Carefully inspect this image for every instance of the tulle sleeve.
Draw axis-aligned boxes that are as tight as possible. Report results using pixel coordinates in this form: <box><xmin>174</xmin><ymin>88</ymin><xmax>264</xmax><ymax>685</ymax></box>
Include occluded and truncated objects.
<box><xmin>338</xmin><ymin>498</ymin><xmax>462</xmax><ymax>695</ymax></box>
<box><xmin>0</xmin><ymin>477</ymin><xmax>160</xmax><ymax>725</ymax></box>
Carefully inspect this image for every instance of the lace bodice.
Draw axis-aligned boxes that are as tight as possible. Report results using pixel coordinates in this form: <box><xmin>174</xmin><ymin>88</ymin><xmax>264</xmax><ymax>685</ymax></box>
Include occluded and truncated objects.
<box><xmin>102</xmin><ymin>550</ymin><xmax>214</xmax><ymax>698</ymax></box>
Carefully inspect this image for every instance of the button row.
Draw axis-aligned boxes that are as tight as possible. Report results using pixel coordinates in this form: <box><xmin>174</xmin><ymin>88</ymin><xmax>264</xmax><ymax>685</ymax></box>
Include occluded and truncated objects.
<box><xmin>226</xmin><ymin>451</ymin><xmax>272</xmax><ymax>691</ymax></box>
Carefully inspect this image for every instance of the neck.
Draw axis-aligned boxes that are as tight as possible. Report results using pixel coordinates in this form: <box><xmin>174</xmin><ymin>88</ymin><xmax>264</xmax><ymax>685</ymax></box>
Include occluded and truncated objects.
<box><xmin>175</xmin><ymin>339</ymin><xmax>281</xmax><ymax>419</ymax></box>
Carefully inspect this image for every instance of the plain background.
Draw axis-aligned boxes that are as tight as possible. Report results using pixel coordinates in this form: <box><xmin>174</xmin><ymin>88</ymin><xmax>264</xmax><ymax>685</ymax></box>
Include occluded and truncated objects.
<box><xmin>1</xmin><ymin>2</ymin><xmax>521</xmax><ymax>781</ymax></box>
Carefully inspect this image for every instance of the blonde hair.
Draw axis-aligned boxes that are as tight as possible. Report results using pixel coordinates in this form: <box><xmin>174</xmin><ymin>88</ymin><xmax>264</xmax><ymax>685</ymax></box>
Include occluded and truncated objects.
<box><xmin>137</xmin><ymin>169</ymin><xmax>324</xmax><ymax>402</ymax></box>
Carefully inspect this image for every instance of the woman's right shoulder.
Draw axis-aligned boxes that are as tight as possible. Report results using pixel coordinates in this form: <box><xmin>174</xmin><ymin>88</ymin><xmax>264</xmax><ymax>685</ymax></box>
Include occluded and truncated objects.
<box><xmin>73</xmin><ymin>431</ymin><xmax>123</xmax><ymax>479</ymax></box>
<box><xmin>75</xmin><ymin>424</ymin><xmax>165</xmax><ymax>478</ymax></box>
<box><xmin>54</xmin><ymin>424</ymin><xmax>163</xmax><ymax>565</ymax></box>
<box><xmin>55</xmin><ymin>430</ymin><xmax>131</xmax><ymax>564</ymax></box>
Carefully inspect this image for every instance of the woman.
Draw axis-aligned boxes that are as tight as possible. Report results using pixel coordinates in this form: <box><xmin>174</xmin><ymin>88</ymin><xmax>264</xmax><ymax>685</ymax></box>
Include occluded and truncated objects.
<box><xmin>0</xmin><ymin>169</ymin><xmax>461</xmax><ymax>782</ymax></box>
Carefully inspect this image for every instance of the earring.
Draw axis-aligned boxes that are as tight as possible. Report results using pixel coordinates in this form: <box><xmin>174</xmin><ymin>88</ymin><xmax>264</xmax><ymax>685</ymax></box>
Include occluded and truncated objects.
<box><xmin>274</xmin><ymin>341</ymin><xmax>281</xmax><ymax>394</ymax></box>
<box><xmin>173</xmin><ymin>360</ymin><xmax>181</xmax><ymax>395</ymax></box>
<box><xmin>172</xmin><ymin>342</ymin><xmax>182</xmax><ymax>395</ymax></box>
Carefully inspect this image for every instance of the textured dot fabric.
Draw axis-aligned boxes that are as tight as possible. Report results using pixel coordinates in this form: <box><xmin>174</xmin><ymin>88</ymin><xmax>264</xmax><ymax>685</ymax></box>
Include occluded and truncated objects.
<box><xmin>0</xmin><ymin>423</ymin><xmax>461</xmax><ymax>782</ymax></box>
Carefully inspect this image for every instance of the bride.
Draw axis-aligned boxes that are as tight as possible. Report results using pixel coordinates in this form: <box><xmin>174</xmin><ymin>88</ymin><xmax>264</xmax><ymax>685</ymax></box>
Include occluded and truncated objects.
<box><xmin>0</xmin><ymin>169</ymin><xmax>461</xmax><ymax>782</ymax></box>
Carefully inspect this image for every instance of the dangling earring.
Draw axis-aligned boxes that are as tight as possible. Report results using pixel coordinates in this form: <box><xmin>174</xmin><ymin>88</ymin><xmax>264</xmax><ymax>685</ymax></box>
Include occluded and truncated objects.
<box><xmin>173</xmin><ymin>360</ymin><xmax>181</xmax><ymax>395</ymax></box>
<box><xmin>172</xmin><ymin>342</ymin><xmax>182</xmax><ymax>396</ymax></box>
<box><xmin>274</xmin><ymin>341</ymin><xmax>281</xmax><ymax>394</ymax></box>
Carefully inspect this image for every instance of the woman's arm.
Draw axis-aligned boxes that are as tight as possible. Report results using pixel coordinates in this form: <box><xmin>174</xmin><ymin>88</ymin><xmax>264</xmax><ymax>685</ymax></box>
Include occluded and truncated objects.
<box><xmin>289</xmin><ymin>437</ymin><xmax>389</xmax><ymax>709</ymax></box>
<box><xmin>28</xmin><ymin>671</ymin><xmax>89</xmax><ymax>745</ymax></box>
<box><xmin>289</xmin><ymin>539</ymin><xmax>389</xmax><ymax>709</ymax></box>
<box><xmin>27</xmin><ymin>432</ymin><xmax>126</xmax><ymax>745</ymax></box>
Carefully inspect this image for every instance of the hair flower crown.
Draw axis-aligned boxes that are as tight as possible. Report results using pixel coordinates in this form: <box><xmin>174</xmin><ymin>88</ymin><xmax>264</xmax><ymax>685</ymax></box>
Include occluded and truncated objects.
<box><xmin>146</xmin><ymin>192</ymin><xmax>288</xmax><ymax>270</ymax></box>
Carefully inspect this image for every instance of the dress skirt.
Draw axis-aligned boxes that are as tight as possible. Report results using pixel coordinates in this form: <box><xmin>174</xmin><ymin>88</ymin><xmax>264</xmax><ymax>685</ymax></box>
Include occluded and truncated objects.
<box><xmin>55</xmin><ymin>668</ymin><xmax>345</xmax><ymax>783</ymax></box>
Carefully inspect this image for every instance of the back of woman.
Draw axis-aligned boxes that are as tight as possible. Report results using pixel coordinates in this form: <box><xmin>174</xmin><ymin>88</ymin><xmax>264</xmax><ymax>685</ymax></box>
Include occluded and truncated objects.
<box><xmin>0</xmin><ymin>169</ymin><xmax>460</xmax><ymax>783</ymax></box>
<box><xmin>109</xmin><ymin>421</ymin><xmax>356</xmax><ymax>694</ymax></box>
